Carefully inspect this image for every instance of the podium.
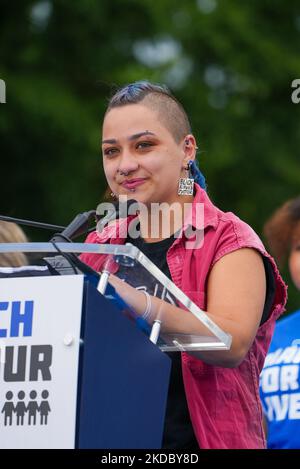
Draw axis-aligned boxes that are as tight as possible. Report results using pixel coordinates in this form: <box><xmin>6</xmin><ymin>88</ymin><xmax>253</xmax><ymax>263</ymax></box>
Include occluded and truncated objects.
<box><xmin>0</xmin><ymin>242</ymin><xmax>232</xmax><ymax>449</ymax></box>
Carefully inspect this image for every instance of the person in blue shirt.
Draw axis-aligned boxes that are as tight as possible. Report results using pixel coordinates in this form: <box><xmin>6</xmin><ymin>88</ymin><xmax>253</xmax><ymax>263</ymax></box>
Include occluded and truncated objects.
<box><xmin>260</xmin><ymin>196</ymin><xmax>300</xmax><ymax>449</ymax></box>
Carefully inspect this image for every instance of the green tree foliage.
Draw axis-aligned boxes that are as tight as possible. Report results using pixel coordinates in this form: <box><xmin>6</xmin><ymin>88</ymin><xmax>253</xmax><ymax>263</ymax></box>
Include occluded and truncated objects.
<box><xmin>1</xmin><ymin>0</ymin><xmax>300</xmax><ymax>309</ymax></box>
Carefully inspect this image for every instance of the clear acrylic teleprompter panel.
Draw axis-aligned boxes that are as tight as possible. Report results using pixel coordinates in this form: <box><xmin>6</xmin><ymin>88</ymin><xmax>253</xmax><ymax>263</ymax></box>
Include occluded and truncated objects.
<box><xmin>0</xmin><ymin>242</ymin><xmax>232</xmax><ymax>352</ymax></box>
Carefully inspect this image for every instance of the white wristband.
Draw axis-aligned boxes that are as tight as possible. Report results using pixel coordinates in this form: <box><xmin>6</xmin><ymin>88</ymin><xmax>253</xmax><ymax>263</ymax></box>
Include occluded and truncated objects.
<box><xmin>140</xmin><ymin>290</ymin><xmax>152</xmax><ymax>321</ymax></box>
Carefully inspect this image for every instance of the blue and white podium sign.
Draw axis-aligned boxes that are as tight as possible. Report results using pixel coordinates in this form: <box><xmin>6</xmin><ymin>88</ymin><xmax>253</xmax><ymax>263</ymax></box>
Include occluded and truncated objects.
<box><xmin>0</xmin><ymin>276</ymin><xmax>84</xmax><ymax>449</ymax></box>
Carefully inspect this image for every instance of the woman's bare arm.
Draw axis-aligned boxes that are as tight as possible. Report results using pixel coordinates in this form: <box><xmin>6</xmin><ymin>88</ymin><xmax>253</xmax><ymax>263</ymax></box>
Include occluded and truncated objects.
<box><xmin>108</xmin><ymin>248</ymin><xmax>266</xmax><ymax>368</ymax></box>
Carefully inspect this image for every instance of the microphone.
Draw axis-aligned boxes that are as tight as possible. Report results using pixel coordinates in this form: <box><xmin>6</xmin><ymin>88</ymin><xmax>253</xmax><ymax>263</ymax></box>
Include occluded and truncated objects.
<box><xmin>1</xmin><ymin>199</ymin><xmax>138</xmax><ymax>241</ymax></box>
<box><xmin>47</xmin><ymin>199</ymin><xmax>138</xmax><ymax>276</ymax></box>
<box><xmin>51</xmin><ymin>210</ymin><xmax>97</xmax><ymax>243</ymax></box>
<box><xmin>48</xmin><ymin>210</ymin><xmax>100</xmax><ymax>276</ymax></box>
<box><xmin>50</xmin><ymin>198</ymin><xmax>138</xmax><ymax>243</ymax></box>
<box><xmin>1</xmin><ymin>200</ymin><xmax>138</xmax><ymax>276</ymax></box>
<box><xmin>0</xmin><ymin>212</ymin><xmax>100</xmax><ymax>277</ymax></box>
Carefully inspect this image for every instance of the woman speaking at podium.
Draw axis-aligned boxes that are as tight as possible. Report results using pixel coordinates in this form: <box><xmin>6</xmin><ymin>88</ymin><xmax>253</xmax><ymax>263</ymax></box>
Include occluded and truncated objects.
<box><xmin>80</xmin><ymin>81</ymin><xmax>286</xmax><ymax>449</ymax></box>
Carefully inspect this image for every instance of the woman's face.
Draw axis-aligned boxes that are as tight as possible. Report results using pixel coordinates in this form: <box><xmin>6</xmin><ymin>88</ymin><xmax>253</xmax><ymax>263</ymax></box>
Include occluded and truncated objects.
<box><xmin>288</xmin><ymin>225</ymin><xmax>300</xmax><ymax>290</ymax></box>
<box><xmin>101</xmin><ymin>104</ymin><xmax>194</xmax><ymax>206</ymax></box>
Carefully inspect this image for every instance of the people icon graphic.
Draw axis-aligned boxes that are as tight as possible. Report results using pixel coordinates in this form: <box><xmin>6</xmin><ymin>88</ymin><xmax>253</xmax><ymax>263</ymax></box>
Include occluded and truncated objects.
<box><xmin>1</xmin><ymin>391</ymin><xmax>14</xmax><ymax>426</ymax></box>
<box><xmin>27</xmin><ymin>390</ymin><xmax>39</xmax><ymax>425</ymax></box>
<box><xmin>40</xmin><ymin>390</ymin><xmax>51</xmax><ymax>425</ymax></box>
<box><xmin>15</xmin><ymin>391</ymin><xmax>26</xmax><ymax>426</ymax></box>
<box><xmin>1</xmin><ymin>390</ymin><xmax>51</xmax><ymax>426</ymax></box>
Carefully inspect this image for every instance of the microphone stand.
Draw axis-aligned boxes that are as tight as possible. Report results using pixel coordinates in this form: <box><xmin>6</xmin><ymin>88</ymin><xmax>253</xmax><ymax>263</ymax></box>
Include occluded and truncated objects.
<box><xmin>0</xmin><ymin>212</ymin><xmax>99</xmax><ymax>276</ymax></box>
<box><xmin>0</xmin><ymin>214</ymin><xmax>97</xmax><ymax>235</ymax></box>
<box><xmin>0</xmin><ymin>215</ymin><xmax>65</xmax><ymax>232</ymax></box>
<box><xmin>1</xmin><ymin>200</ymin><xmax>137</xmax><ymax>276</ymax></box>
<box><xmin>48</xmin><ymin>210</ymin><xmax>101</xmax><ymax>276</ymax></box>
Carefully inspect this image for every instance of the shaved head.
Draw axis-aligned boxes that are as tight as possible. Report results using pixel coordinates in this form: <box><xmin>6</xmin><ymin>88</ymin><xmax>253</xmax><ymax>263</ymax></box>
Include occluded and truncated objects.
<box><xmin>105</xmin><ymin>81</ymin><xmax>191</xmax><ymax>143</ymax></box>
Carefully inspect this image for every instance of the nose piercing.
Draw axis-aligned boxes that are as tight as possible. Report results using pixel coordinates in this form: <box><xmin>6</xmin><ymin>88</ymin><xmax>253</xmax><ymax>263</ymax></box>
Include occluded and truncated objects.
<box><xmin>119</xmin><ymin>170</ymin><xmax>130</xmax><ymax>176</ymax></box>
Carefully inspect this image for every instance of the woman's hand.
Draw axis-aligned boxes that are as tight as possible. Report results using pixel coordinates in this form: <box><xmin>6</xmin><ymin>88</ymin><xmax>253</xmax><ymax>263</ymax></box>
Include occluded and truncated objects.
<box><xmin>108</xmin><ymin>274</ymin><xmax>152</xmax><ymax>319</ymax></box>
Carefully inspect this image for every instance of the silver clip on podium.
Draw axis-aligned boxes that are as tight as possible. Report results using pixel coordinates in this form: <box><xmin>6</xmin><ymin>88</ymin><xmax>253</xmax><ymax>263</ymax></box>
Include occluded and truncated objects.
<box><xmin>0</xmin><ymin>242</ymin><xmax>232</xmax><ymax>353</ymax></box>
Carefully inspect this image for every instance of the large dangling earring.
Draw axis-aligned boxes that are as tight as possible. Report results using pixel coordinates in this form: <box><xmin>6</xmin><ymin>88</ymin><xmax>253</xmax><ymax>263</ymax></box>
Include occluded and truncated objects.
<box><xmin>178</xmin><ymin>160</ymin><xmax>194</xmax><ymax>195</ymax></box>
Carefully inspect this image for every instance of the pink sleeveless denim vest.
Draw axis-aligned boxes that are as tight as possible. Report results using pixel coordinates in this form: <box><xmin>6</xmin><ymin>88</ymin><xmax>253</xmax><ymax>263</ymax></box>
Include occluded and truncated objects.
<box><xmin>80</xmin><ymin>184</ymin><xmax>287</xmax><ymax>448</ymax></box>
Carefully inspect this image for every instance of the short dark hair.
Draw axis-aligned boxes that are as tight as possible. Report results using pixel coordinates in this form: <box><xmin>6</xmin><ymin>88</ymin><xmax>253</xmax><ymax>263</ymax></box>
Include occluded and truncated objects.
<box><xmin>264</xmin><ymin>196</ymin><xmax>300</xmax><ymax>265</ymax></box>
<box><xmin>105</xmin><ymin>80</ymin><xmax>191</xmax><ymax>143</ymax></box>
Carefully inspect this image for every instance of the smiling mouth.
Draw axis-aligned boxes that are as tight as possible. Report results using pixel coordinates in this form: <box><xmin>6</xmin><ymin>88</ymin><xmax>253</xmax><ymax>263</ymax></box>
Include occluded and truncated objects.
<box><xmin>122</xmin><ymin>179</ymin><xmax>147</xmax><ymax>189</ymax></box>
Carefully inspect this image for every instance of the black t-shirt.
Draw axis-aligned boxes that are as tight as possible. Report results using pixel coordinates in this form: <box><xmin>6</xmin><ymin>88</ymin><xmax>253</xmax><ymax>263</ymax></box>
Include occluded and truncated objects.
<box><xmin>116</xmin><ymin>230</ymin><xmax>276</xmax><ymax>450</ymax></box>
<box><xmin>116</xmin><ymin>232</ymin><xmax>199</xmax><ymax>450</ymax></box>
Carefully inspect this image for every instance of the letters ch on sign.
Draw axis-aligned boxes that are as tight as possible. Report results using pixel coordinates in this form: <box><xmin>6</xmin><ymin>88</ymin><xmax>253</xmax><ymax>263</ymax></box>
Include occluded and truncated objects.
<box><xmin>0</xmin><ymin>79</ymin><xmax>6</xmax><ymax>104</ymax></box>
